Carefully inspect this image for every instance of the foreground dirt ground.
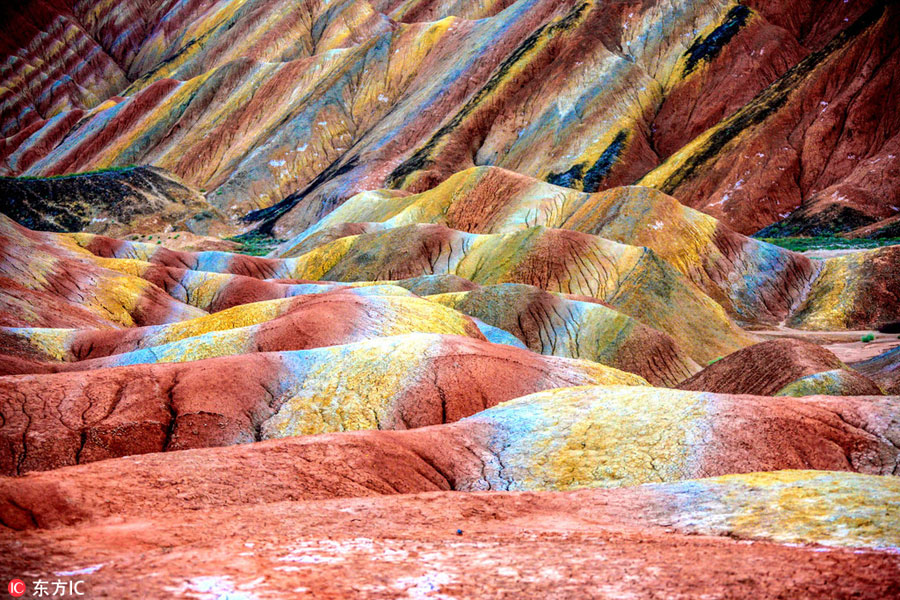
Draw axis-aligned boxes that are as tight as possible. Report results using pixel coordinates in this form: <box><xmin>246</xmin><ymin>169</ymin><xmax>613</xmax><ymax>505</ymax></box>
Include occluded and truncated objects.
<box><xmin>3</xmin><ymin>486</ymin><xmax>899</xmax><ymax>599</ymax></box>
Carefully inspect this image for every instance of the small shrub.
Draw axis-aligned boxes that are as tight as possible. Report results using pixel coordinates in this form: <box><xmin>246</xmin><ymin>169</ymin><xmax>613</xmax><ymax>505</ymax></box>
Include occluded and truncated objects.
<box><xmin>861</xmin><ymin>334</ymin><xmax>875</xmax><ymax>343</ymax></box>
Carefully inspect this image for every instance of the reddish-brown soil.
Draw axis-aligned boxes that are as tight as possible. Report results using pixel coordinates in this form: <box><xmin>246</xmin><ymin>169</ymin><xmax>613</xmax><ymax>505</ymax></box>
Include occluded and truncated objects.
<box><xmin>853</xmin><ymin>346</ymin><xmax>900</xmax><ymax>395</ymax></box>
<box><xmin>753</xmin><ymin>328</ymin><xmax>900</xmax><ymax>363</ymax></box>
<box><xmin>2</xmin><ymin>389</ymin><xmax>896</xmax><ymax>508</ymax></box>
<box><xmin>1</xmin><ymin>2</ymin><xmax>898</xmax><ymax>596</ymax></box>
<box><xmin>678</xmin><ymin>339</ymin><xmax>881</xmax><ymax>396</ymax></box>
<box><xmin>2</xmin><ymin>487</ymin><xmax>898</xmax><ymax>599</ymax></box>
<box><xmin>0</xmin><ymin>335</ymin><xmax>631</xmax><ymax>476</ymax></box>
<box><xmin>0</xmin><ymin>217</ymin><xmax>205</xmax><ymax>328</ymax></box>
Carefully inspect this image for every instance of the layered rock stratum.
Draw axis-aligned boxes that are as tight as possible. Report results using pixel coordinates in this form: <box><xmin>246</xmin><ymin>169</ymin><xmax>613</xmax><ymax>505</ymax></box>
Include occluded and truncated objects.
<box><xmin>0</xmin><ymin>0</ymin><xmax>899</xmax><ymax>597</ymax></box>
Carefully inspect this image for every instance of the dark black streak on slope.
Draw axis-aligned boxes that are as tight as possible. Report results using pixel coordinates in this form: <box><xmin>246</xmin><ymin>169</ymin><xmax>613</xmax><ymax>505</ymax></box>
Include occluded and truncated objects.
<box><xmin>583</xmin><ymin>130</ymin><xmax>628</xmax><ymax>192</ymax></box>
<box><xmin>386</xmin><ymin>2</ymin><xmax>590</xmax><ymax>189</ymax></box>
<box><xmin>683</xmin><ymin>5</ymin><xmax>751</xmax><ymax>76</ymax></box>
<box><xmin>754</xmin><ymin>204</ymin><xmax>878</xmax><ymax>238</ymax></box>
<box><xmin>547</xmin><ymin>130</ymin><xmax>628</xmax><ymax>192</ymax></box>
<box><xmin>652</xmin><ymin>3</ymin><xmax>886</xmax><ymax>195</ymax></box>
<box><xmin>546</xmin><ymin>163</ymin><xmax>584</xmax><ymax>189</ymax></box>
<box><xmin>242</xmin><ymin>155</ymin><xmax>360</xmax><ymax>235</ymax></box>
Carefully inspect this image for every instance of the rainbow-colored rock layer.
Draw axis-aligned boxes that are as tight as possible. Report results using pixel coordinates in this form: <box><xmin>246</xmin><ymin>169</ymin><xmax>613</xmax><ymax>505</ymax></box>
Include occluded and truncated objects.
<box><xmin>1</xmin><ymin>0</ymin><xmax>899</xmax><ymax>566</ymax></box>
<box><xmin>4</xmin><ymin>1</ymin><xmax>898</xmax><ymax>239</ymax></box>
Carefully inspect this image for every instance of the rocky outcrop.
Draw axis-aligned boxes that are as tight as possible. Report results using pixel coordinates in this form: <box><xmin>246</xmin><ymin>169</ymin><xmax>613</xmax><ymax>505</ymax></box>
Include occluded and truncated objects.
<box><xmin>0</xmin><ymin>166</ymin><xmax>224</xmax><ymax>236</ymax></box>
<box><xmin>641</xmin><ymin>3</ymin><xmax>900</xmax><ymax>236</ymax></box>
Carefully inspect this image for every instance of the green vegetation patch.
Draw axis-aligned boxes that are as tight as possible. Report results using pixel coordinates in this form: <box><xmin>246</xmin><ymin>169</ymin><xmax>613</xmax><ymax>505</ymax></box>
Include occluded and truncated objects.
<box><xmin>757</xmin><ymin>237</ymin><xmax>900</xmax><ymax>252</ymax></box>
<box><xmin>226</xmin><ymin>233</ymin><xmax>285</xmax><ymax>257</ymax></box>
<box><xmin>1</xmin><ymin>165</ymin><xmax>139</xmax><ymax>181</ymax></box>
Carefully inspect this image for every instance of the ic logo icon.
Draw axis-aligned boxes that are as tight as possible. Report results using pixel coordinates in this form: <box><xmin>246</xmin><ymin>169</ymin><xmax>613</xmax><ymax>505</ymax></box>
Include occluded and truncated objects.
<box><xmin>8</xmin><ymin>579</ymin><xmax>26</xmax><ymax>597</ymax></box>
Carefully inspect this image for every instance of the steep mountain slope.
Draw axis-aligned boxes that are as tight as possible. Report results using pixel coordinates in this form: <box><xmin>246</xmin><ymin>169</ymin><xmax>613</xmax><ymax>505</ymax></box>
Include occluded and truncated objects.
<box><xmin>3</xmin><ymin>0</ymin><xmax>895</xmax><ymax>240</ymax></box>
<box><xmin>641</xmin><ymin>3</ymin><xmax>900</xmax><ymax>235</ymax></box>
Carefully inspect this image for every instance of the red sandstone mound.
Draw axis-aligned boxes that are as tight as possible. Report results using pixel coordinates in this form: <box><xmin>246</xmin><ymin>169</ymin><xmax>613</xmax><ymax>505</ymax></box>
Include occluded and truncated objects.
<box><xmin>0</xmin><ymin>334</ymin><xmax>637</xmax><ymax>475</ymax></box>
<box><xmin>393</xmin><ymin>274</ymin><xmax>481</xmax><ymax>296</ymax></box>
<box><xmin>0</xmin><ymin>290</ymin><xmax>486</xmax><ymax>371</ymax></box>
<box><xmin>0</xmin><ymin>215</ymin><xmax>204</xmax><ymax>328</ymax></box>
<box><xmin>852</xmin><ymin>346</ymin><xmax>900</xmax><ymax>395</ymax></box>
<box><xmin>679</xmin><ymin>339</ymin><xmax>882</xmax><ymax>396</ymax></box>
<box><xmin>284</xmin><ymin>222</ymin><xmax>390</xmax><ymax>256</ymax></box>
<box><xmin>428</xmin><ymin>283</ymin><xmax>700</xmax><ymax>386</ymax></box>
<box><xmin>138</xmin><ymin>266</ymin><xmax>348</xmax><ymax>312</ymax></box>
<box><xmin>1</xmin><ymin>387</ymin><xmax>897</xmax><ymax>524</ymax></box>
